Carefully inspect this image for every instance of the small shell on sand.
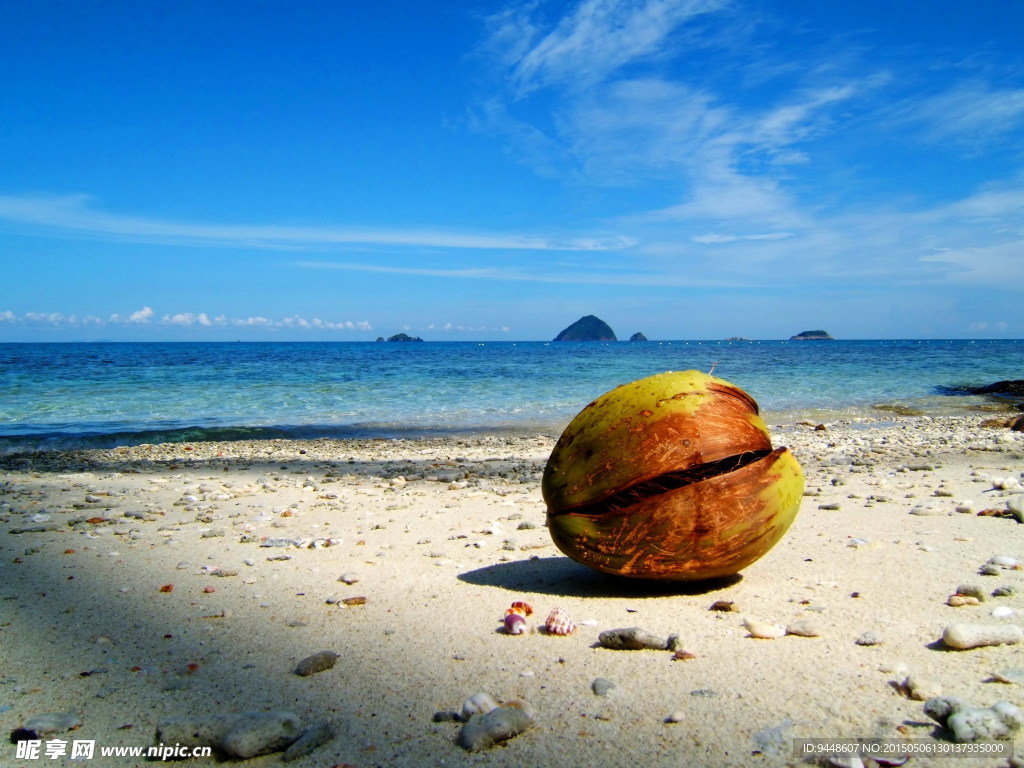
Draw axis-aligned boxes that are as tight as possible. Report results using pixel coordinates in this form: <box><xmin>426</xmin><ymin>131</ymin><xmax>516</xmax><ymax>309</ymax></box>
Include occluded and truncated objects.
<box><xmin>543</xmin><ymin>607</ymin><xmax>576</xmax><ymax>636</ymax></box>
<box><xmin>743</xmin><ymin>619</ymin><xmax>785</xmax><ymax>639</ymax></box>
<box><xmin>942</xmin><ymin>623</ymin><xmax>1024</xmax><ymax>650</ymax></box>
<box><xmin>503</xmin><ymin>613</ymin><xmax>527</xmax><ymax>635</ymax></box>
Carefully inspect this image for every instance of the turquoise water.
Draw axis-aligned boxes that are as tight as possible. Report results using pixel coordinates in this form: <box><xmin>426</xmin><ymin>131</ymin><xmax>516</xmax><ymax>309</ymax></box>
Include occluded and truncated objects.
<box><xmin>0</xmin><ymin>340</ymin><xmax>1021</xmax><ymax>451</ymax></box>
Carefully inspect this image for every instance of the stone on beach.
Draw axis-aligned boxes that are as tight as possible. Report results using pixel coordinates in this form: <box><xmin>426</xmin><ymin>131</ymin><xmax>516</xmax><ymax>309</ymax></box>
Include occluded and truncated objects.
<box><xmin>923</xmin><ymin>697</ymin><xmax>1022</xmax><ymax>742</ymax></box>
<box><xmin>457</xmin><ymin>705</ymin><xmax>533</xmax><ymax>751</ymax></box>
<box><xmin>294</xmin><ymin>650</ymin><xmax>339</xmax><ymax>676</ymax></box>
<box><xmin>155</xmin><ymin>711</ymin><xmax>304</xmax><ymax>758</ymax></box>
<box><xmin>941</xmin><ymin>623</ymin><xmax>1024</xmax><ymax>650</ymax></box>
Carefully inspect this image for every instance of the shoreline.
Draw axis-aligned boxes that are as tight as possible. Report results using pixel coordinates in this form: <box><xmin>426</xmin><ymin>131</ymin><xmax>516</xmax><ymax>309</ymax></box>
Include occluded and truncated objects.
<box><xmin>1</xmin><ymin>416</ymin><xmax>1022</xmax><ymax>766</ymax></box>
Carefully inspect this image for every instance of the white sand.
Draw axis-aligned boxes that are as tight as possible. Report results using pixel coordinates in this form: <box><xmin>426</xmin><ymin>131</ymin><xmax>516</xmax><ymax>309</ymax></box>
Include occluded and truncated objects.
<box><xmin>1</xmin><ymin>417</ymin><xmax>1022</xmax><ymax>767</ymax></box>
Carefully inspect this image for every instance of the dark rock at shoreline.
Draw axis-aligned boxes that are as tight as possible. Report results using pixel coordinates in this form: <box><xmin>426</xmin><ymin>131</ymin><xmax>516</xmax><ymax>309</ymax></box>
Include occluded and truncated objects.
<box><xmin>629</xmin><ymin>332</ymin><xmax>647</xmax><ymax>341</ymax></box>
<box><xmin>386</xmin><ymin>333</ymin><xmax>424</xmax><ymax>343</ymax></box>
<box><xmin>971</xmin><ymin>380</ymin><xmax>1024</xmax><ymax>396</ymax></box>
<box><xmin>553</xmin><ymin>315</ymin><xmax>617</xmax><ymax>342</ymax></box>
<box><xmin>790</xmin><ymin>330</ymin><xmax>833</xmax><ymax>340</ymax></box>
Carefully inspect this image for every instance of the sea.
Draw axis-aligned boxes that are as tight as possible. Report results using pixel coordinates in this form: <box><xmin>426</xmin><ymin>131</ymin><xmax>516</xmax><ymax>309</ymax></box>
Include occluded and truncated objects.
<box><xmin>0</xmin><ymin>340</ymin><xmax>1021</xmax><ymax>453</ymax></box>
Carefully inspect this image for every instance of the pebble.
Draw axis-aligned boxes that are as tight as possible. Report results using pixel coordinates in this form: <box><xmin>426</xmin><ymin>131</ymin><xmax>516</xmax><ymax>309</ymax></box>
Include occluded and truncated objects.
<box><xmin>457</xmin><ymin>706</ymin><xmax>532</xmax><ymax>751</ymax></box>
<box><xmin>955</xmin><ymin>584</ymin><xmax>986</xmax><ymax>602</ymax></box>
<box><xmin>903</xmin><ymin>674</ymin><xmax>942</xmax><ymax>701</ymax></box>
<box><xmin>923</xmin><ymin>697</ymin><xmax>1022</xmax><ymax>742</ymax></box>
<box><xmin>665</xmin><ymin>711</ymin><xmax>685</xmax><ymax>723</ymax></box>
<box><xmin>855</xmin><ymin>631</ymin><xmax>884</xmax><ymax>646</ymax></box>
<box><xmin>281</xmin><ymin>720</ymin><xmax>335</xmax><ymax>762</ymax></box>
<box><xmin>591</xmin><ymin>678</ymin><xmax>616</xmax><ymax>696</ymax></box>
<box><xmin>785</xmin><ymin>619</ymin><xmax>821</xmax><ymax>637</ymax></box>
<box><xmin>743</xmin><ymin>619</ymin><xmax>786</xmax><ymax>639</ymax></box>
<box><xmin>947</xmin><ymin>595</ymin><xmax>981</xmax><ymax>607</ymax></box>
<box><xmin>941</xmin><ymin>623</ymin><xmax>1024</xmax><ymax>650</ymax></box>
<box><xmin>338</xmin><ymin>571</ymin><xmax>361</xmax><ymax>585</ymax></box>
<box><xmin>156</xmin><ymin>711</ymin><xmax>304</xmax><ymax>759</ymax></box>
<box><xmin>24</xmin><ymin>712</ymin><xmax>81</xmax><ymax>735</ymax></box>
<box><xmin>990</xmin><ymin>668</ymin><xmax>1024</xmax><ymax>685</ymax></box>
<box><xmin>597</xmin><ymin>627</ymin><xmax>674</xmax><ymax>650</ymax></box>
<box><xmin>991</xmin><ymin>606</ymin><xmax>1016</xmax><ymax>618</ymax></box>
<box><xmin>294</xmin><ymin>651</ymin><xmax>338</xmax><ymax>677</ymax></box>
<box><xmin>993</xmin><ymin>586</ymin><xmax>1016</xmax><ymax>597</ymax></box>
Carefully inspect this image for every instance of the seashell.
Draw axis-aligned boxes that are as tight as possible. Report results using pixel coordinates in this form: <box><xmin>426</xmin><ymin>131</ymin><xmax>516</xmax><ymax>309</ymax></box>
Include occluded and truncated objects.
<box><xmin>742</xmin><ymin>618</ymin><xmax>785</xmax><ymax>639</ymax></box>
<box><xmin>461</xmin><ymin>693</ymin><xmax>499</xmax><ymax>720</ymax></box>
<box><xmin>503</xmin><ymin>613</ymin><xmax>527</xmax><ymax>635</ymax></box>
<box><xmin>510</xmin><ymin>600</ymin><xmax>533</xmax><ymax>616</ymax></box>
<box><xmin>543</xmin><ymin>607</ymin><xmax>576</xmax><ymax>636</ymax></box>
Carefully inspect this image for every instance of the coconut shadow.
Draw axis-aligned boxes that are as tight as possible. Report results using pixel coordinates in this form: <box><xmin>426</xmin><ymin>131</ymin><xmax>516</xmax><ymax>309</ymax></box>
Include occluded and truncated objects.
<box><xmin>458</xmin><ymin>556</ymin><xmax>741</xmax><ymax>599</ymax></box>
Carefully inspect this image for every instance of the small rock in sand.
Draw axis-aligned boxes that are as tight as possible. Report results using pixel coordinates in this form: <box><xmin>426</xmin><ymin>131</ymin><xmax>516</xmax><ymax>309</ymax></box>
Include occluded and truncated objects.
<box><xmin>924</xmin><ymin>697</ymin><xmax>1022</xmax><ymax>742</ymax></box>
<box><xmin>855</xmin><ymin>631</ymin><xmax>884</xmax><ymax>646</ymax></box>
<box><xmin>743</xmin><ymin>619</ymin><xmax>785</xmax><ymax>639</ymax></box>
<box><xmin>942</xmin><ymin>623</ymin><xmax>1024</xmax><ymax>650</ymax></box>
<box><xmin>457</xmin><ymin>706</ymin><xmax>532</xmax><ymax>751</ymax></box>
<box><xmin>294</xmin><ymin>651</ymin><xmax>338</xmax><ymax>677</ymax></box>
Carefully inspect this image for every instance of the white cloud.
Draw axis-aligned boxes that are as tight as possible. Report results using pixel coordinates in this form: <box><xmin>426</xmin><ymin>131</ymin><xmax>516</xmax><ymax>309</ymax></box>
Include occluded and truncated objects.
<box><xmin>501</xmin><ymin>0</ymin><xmax>728</xmax><ymax>97</ymax></box>
<box><xmin>0</xmin><ymin>193</ymin><xmax>629</xmax><ymax>253</ymax></box>
<box><xmin>692</xmin><ymin>231</ymin><xmax>793</xmax><ymax>244</ymax></box>
<box><xmin>0</xmin><ymin>309</ymin><xmax>373</xmax><ymax>333</ymax></box>
<box><xmin>129</xmin><ymin>306</ymin><xmax>154</xmax><ymax>323</ymax></box>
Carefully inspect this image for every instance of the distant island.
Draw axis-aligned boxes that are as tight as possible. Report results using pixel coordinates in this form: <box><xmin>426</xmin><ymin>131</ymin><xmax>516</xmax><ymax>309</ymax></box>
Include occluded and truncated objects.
<box><xmin>629</xmin><ymin>332</ymin><xmax>647</xmax><ymax>341</ymax></box>
<box><xmin>377</xmin><ymin>333</ymin><xmax>424</xmax><ymax>343</ymax></box>
<box><xmin>724</xmin><ymin>337</ymin><xmax>752</xmax><ymax>341</ymax></box>
<box><xmin>790</xmin><ymin>330</ymin><xmax>834</xmax><ymax>340</ymax></box>
<box><xmin>553</xmin><ymin>315</ymin><xmax>617</xmax><ymax>341</ymax></box>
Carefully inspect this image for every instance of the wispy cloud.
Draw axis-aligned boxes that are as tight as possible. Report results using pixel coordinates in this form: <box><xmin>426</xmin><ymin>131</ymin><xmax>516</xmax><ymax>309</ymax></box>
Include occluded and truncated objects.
<box><xmin>499</xmin><ymin>0</ymin><xmax>728</xmax><ymax>98</ymax></box>
<box><xmin>692</xmin><ymin>232</ymin><xmax>793</xmax><ymax>244</ymax></box>
<box><xmin>0</xmin><ymin>193</ymin><xmax>631</xmax><ymax>252</ymax></box>
<box><xmin>0</xmin><ymin>306</ymin><xmax>373</xmax><ymax>332</ymax></box>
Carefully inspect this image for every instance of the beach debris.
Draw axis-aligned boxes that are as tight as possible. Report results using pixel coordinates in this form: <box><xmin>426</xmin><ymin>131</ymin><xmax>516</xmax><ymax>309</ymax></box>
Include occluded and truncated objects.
<box><xmin>294</xmin><ymin>650</ymin><xmax>338</xmax><ymax>677</ymax></box>
<box><xmin>542</xmin><ymin>607</ymin><xmax>576</xmax><ymax>636</ymax></box>
<box><xmin>855</xmin><ymin>630</ymin><xmax>884</xmax><ymax>646</ymax></box>
<box><xmin>541</xmin><ymin>370</ymin><xmax>803</xmax><ymax>581</ymax></box>
<box><xmin>672</xmin><ymin>649</ymin><xmax>697</xmax><ymax>661</ymax></box>
<box><xmin>902</xmin><ymin>674</ymin><xmax>942</xmax><ymax>701</ymax></box>
<box><xmin>338</xmin><ymin>571</ymin><xmax>361</xmax><ymax>585</ymax></box>
<box><xmin>947</xmin><ymin>594</ymin><xmax>980</xmax><ymax>607</ymax></box>
<box><xmin>510</xmin><ymin>600</ymin><xmax>533</xmax><ymax>616</ymax></box>
<box><xmin>989</xmin><ymin>668</ymin><xmax>1024</xmax><ymax>685</ymax></box>
<box><xmin>457</xmin><ymin>704</ymin><xmax>533</xmax><ymax>752</ymax></box>
<box><xmin>591</xmin><ymin>677</ymin><xmax>616</xmax><ymax>696</ymax></box>
<box><xmin>461</xmin><ymin>693</ymin><xmax>499</xmax><ymax>720</ymax></box>
<box><xmin>954</xmin><ymin>584</ymin><xmax>986</xmax><ymax>602</ymax></box>
<box><xmin>597</xmin><ymin>627</ymin><xmax>675</xmax><ymax>650</ymax></box>
<box><xmin>923</xmin><ymin>697</ymin><xmax>1022</xmax><ymax>742</ymax></box>
<box><xmin>709</xmin><ymin>600</ymin><xmax>739</xmax><ymax>612</ymax></box>
<box><xmin>281</xmin><ymin>720</ymin><xmax>335</xmax><ymax>762</ymax></box>
<box><xmin>155</xmin><ymin>711</ymin><xmax>304</xmax><ymax>759</ymax></box>
<box><xmin>785</xmin><ymin>619</ymin><xmax>821</xmax><ymax>637</ymax></box>
<box><xmin>941</xmin><ymin>623</ymin><xmax>1024</xmax><ymax>650</ymax></box>
<box><xmin>23</xmin><ymin>712</ymin><xmax>81</xmax><ymax>735</ymax></box>
<box><xmin>743</xmin><ymin>618</ymin><xmax>785</xmax><ymax>639</ymax></box>
<box><xmin>992</xmin><ymin>606</ymin><xmax>1015</xmax><ymax>618</ymax></box>
<box><xmin>665</xmin><ymin>711</ymin><xmax>686</xmax><ymax>723</ymax></box>
<box><xmin>1006</xmin><ymin>495</ymin><xmax>1024</xmax><ymax>522</ymax></box>
<box><xmin>503</xmin><ymin>613</ymin><xmax>527</xmax><ymax>635</ymax></box>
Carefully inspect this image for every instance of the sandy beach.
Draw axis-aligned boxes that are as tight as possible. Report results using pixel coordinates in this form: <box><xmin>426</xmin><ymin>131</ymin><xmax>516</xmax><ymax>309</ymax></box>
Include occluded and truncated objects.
<box><xmin>1</xmin><ymin>416</ymin><xmax>1022</xmax><ymax>767</ymax></box>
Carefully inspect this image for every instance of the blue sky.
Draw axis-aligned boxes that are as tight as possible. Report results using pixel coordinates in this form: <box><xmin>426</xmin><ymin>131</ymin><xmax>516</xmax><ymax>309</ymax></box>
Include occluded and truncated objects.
<box><xmin>2</xmin><ymin>0</ymin><xmax>1022</xmax><ymax>341</ymax></box>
